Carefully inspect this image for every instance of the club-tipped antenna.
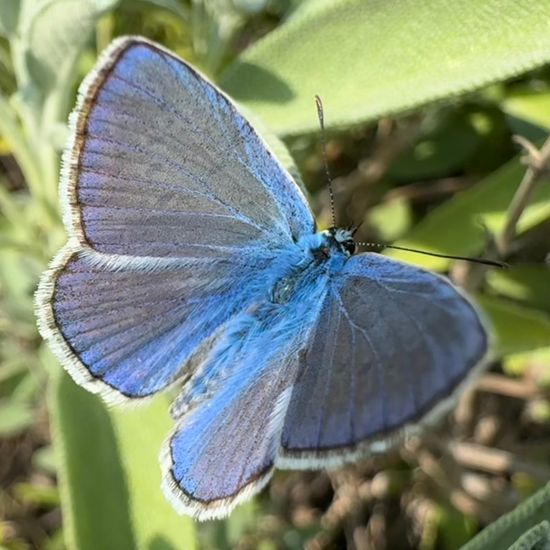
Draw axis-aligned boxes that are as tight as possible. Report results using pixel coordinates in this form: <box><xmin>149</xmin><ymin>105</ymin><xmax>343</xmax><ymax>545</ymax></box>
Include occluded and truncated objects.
<box><xmin>356</xmin><ymin>242</ymin><xmax>509</xmax><ymax>268</ymax></box>
<box><xmin>315</xmin><ymin>95</ymin><xmax>336</xmax><ymax>227</ymax></box>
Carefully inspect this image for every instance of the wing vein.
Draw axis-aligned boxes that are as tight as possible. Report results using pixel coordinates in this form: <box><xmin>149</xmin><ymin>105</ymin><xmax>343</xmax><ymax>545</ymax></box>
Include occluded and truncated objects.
<box><xmin>332</xmin><ymin>287</ymin><xmax>387</xmax><ymax>434</ymax></box>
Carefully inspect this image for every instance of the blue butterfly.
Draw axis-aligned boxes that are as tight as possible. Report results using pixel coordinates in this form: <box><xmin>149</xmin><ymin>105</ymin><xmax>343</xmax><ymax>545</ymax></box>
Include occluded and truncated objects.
<box><xmin>36</xmin><ymin>36</ymin><xmax>489</xmax><ymax>520</ymax></box>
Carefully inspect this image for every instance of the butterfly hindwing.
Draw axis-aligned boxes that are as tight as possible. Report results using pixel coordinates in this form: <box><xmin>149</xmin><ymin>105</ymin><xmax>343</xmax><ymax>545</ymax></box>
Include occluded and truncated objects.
<box><xmin>162</xmin><ymin>266</ymin><xmax>331</xmax><ymax>519</ymax></box>
<box><xmin>163</xmin><ymin>351</ymin><xmax>295</xmax><ymax>520</ymax></box>
<box><xmin>279</xmin><ymin>253</ymin><xmax>489</xmax><ymax>467</ymax></box>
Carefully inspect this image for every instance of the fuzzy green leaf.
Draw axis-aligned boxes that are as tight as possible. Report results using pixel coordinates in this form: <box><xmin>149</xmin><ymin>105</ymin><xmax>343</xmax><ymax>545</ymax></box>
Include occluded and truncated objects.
<box><xmin>221</xmin><ymin>0</ymin><xmax>550</xmax><ymax>135</ymax></box>
<box><xmin>51</xmin><ymin>370</ymin><xmax>138</xmax><ymax>550</ymax></box>
<box><xmin>507</xmin><ymin>521</ymin><xmax>550</xmax><ymax>550</ymax></box>
<box><xmin>0</xmin><ymin>0</ymin><xmax>21</xmax><ymax>37</ymax></box>
<box><xmin>21</xmin><ymin>0</ymin><xmax>120</xmax><ymax>91</ymax></box>
<box><xmin>50</xmin><ymin>366</ymin><xmax>196</xmax><ymax>549</ymax></box>
<box><xmin>110</xmin><ymin>398</ymin><xmax>196</xmax><ymax>549</ymax></box>
<box><xmin>461</xmin><ymin>482</ymin><xmax>550</xmax><ymax>550</ymax></box>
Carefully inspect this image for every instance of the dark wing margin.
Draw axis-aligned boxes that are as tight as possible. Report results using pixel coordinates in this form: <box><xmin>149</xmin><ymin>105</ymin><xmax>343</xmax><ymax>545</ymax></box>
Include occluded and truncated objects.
<box><xmin>278</xmin><ymin>253</ymin><xmax>490</xmax><ymax>468</ymax></box>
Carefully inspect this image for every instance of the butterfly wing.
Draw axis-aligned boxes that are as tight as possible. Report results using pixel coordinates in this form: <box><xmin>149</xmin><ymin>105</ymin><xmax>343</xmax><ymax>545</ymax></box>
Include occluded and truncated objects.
<box><xmin>279</xmin><ymin>253</ymin><xmax>489</xmax><ymax>467</ymax></box>
<box><xmin>162</xmin><ymin>268</ymin><xmax>330</xmax><ymax>520</ymax></box>
<box><xmin>62</xmin><ymin>36</ymin><xmax>314</xmax><ymax>257</ymax></box>
<box><xmin>38</xmin><ymin>246</ymin><xmax>277</xmax><ymax>401</ymax></box>
<box><xmin>36</xmin><ymin>36</ymin><xmax>315</xmax><ymax>403</ymax></box>
<box><xmin>163</xmin><ymin>346</ymin><xmax>297</xmax><ymax>520</ymax></box>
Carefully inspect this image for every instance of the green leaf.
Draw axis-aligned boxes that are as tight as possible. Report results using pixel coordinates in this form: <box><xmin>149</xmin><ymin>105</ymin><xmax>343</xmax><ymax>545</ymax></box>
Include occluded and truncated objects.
<box><xmin>386</xmin><ymin>152</ymin><xmax>550</xmax><ymax>271</ymax></box>
<box><xmin>21</xmin><ymin>0</ymin><xmax>121</xmax><ymax>92</ymax></box>
<box><xmin>389</xmin><ymin>107</ymin><xmax>485</xmax><ymax>181</ymax></box>
<box><xmin>50</xmin><ymin>363</ymin><xmax>196</xmax><ymax>550</ymax></box>
<box><xmin>486</xmin><ymin>265</ymin><xmax>550</xmax><ymax>315</ymax></box>
<box><xmin>508</xmin><ymin>521</ymin><xmax>550</xmax><ymax>550</ymax></box>
<box><xmin>51</xmin><ymin>370</ymin><xmax>138</xmax><ymax>550</ymax></box>
<box><xmin>0</xmin><ymin>0</ymin><xmax>21</xmax><ymax>37</ymax></box>
<box><xmin>110</xmin><ymin>399</ymin><xmax>196</xmax><ymax>549</ymax></box>
<box><xmin>477</xmin><ymin>296</ymin><xmax>550</xmax><ymax>357</ymax></box>
<box><xmin>460</xmin><ymin>482</ymin><xmax>550</xmax><ymax>550</ymax></box>
<box><xmin>221</xmin><ymin>0</ymin><xmax>550</xmax><ymax>135</ymax></box>
<box><xmin>504</xmin><ymin>91</ymin><xmax>550</xmax><ymax>131</ymax></box>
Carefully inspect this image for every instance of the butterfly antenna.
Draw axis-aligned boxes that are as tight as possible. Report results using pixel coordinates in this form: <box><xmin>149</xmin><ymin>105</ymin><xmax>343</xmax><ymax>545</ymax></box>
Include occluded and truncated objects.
<box><xmin>356</xmin><ymin>242</ymin><xmax>509</xmax><ymax>269</ymax></box>
<box><xmin>315</xmin><ymin>95</ymin><xmax>336</xmax><ymax>227</ymax></box>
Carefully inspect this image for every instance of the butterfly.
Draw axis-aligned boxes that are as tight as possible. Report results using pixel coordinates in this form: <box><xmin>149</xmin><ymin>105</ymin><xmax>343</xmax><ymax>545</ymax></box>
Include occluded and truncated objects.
<box><xmin>35</xmin><ymin>36</ymin><xmax>489</xmax><ymax>520</ymax></box>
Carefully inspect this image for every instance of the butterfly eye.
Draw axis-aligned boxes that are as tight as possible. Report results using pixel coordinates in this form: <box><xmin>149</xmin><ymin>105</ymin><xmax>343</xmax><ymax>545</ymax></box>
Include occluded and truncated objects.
<box><xmin>343</xmin><ymin>240</ymin><xmax>356</xmax><ymax>255</ymax></box>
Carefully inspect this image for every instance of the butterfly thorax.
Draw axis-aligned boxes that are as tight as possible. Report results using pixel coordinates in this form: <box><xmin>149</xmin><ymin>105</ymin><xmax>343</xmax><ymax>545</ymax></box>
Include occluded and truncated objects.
<box><xmin>271</xmin><ymin>228</ymin><xmax>354</xmax><ymax>304</ymax></box>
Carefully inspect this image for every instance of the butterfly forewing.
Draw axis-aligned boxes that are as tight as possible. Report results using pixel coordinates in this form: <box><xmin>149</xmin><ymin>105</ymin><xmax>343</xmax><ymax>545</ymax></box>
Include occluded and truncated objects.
<box><xmin>63</xmin><ymin>37</ymin><xmax>314</xmax><ymax>257</ymax></box>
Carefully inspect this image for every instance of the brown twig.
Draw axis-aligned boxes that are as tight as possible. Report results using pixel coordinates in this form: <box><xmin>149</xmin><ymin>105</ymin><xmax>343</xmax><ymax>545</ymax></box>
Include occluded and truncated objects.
<box><xmin>496</xmin><ymin>135</ymin><xmax>550</xmax><ymax>256</ymax></box>
<box><xmin>447</xmin><ymin>441</ymin><xmax>550</xmax><ymax>481</ymax></box>
<box><xmin>476</xmin><ymin>373</ymin><xmax>541</xmax><ymax>400</ymax></box>
<box><xmin>460</xmin><ymin>134</ymin><xmax>550</xmax><ymax>291</ymax></box>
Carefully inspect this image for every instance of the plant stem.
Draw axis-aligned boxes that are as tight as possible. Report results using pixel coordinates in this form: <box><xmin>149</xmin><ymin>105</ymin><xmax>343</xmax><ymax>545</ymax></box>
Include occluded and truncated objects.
<box><xmin>496</xmin><ymin>135</ymin><xmax>550</xmax><ymax>256</ymax></box>
<box><xmin>459</xmin><ymin>135</ymin><xmax>550</xmax><ymax>291</ymax></box>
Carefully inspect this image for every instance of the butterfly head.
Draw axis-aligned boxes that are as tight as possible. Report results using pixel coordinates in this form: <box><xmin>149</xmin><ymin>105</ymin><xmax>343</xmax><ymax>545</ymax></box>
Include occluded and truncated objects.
<box><xmin>321</xmin><ymin>227</ymin><xmax>356</xmax><ymax>257</ymax></box>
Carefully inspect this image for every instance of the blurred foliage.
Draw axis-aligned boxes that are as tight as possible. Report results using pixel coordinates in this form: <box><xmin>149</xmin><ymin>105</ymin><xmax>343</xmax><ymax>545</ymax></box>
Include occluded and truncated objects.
<box><xmin>0</xmin><ymin>1</ymin><xmax>549</xmax><ymax>549</ymax></box>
